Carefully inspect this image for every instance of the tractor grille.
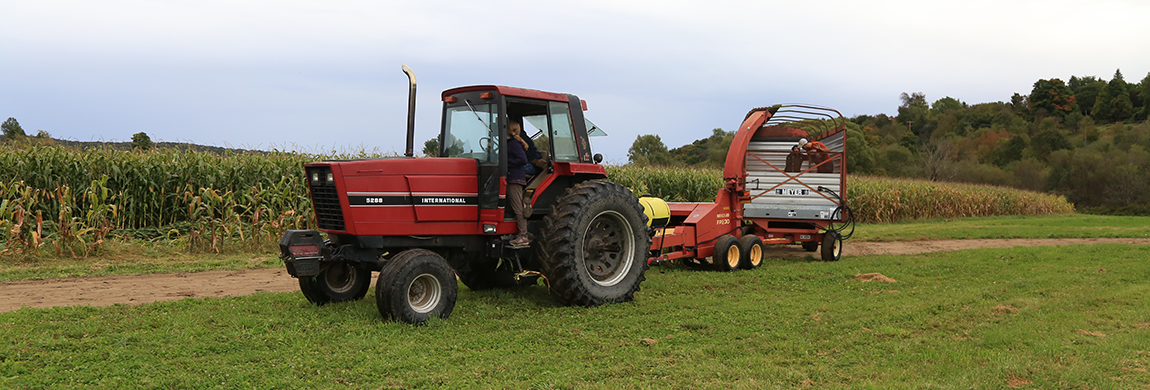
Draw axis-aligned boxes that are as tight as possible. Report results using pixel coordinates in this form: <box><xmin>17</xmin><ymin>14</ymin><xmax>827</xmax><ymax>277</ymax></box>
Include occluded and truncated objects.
<box><xmin>307</xmin><ymin>167</ymin><xmax>346</xmax><ymax>231</ymax></box>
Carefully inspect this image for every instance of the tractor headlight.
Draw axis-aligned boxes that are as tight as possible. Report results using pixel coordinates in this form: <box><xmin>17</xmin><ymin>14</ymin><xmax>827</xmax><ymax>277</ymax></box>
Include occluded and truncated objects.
<box><xmin>326</xmin><ymin>172</ymin><xmax>334</xmax><ymax>185</ymax></box>
<box><xmin>310</xmin><ymin>172</ymin><xmax>320</xmax><ymax>185</ymax></box>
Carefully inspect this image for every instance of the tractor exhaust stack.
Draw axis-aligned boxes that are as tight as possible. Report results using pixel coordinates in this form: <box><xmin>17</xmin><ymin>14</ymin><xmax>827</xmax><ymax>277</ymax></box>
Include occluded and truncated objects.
<box><xmin>402</xmin><ymin>64</ymin><xmax>417</xmax><ymax>157</ymax></box>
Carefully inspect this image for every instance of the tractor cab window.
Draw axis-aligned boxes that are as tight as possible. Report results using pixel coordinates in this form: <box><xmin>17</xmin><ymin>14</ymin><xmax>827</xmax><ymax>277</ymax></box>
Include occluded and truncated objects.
<box><xmin>443</xmin><ymin>103</ymin><xmax>498</xmax><ymax>163</ymax></box>
<box><xmin>547</xmin><ymin>101</ymin><xmax>579</xmax><ymax>162</ymax></box>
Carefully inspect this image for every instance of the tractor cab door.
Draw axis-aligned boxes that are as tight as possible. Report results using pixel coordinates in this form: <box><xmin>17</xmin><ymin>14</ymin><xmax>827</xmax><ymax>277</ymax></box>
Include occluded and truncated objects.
<box><xmin>441</xmin><ymin>100</ymin><xmax>501</xmax><ymax>211</ymax></box>
<box><xmin>509</xmin><ymin>99</ymin><xmax>579</xmax><ymax>188</ymax></box>
<box><xmin>512</xmin><ymin>97</ymin><xmax>597</xmax><ymax>215</ymax></box>
<box><xmin>514</xmin><ymin>99</ymin><xmax>584</xmax><ymax>172</ymax></box>
<box><xmin>506</xmin><ymin>99</ymin><xmax>554</xmax><ymax>216</ymax></box>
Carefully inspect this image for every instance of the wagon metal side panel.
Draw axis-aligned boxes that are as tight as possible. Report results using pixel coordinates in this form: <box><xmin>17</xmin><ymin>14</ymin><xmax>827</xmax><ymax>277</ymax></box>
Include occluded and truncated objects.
<box><xmin>743</xmin><ymin>130</ymin><xmax>845</xmax><ymax>220</ymax></box>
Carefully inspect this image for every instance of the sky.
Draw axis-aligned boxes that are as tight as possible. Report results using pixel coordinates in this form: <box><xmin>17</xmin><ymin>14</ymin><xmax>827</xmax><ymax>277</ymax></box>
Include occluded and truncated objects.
<box><xmin>3</xmin><ymin>0</ymin><xmax>1149</xmax><ymax>163</ymax></box>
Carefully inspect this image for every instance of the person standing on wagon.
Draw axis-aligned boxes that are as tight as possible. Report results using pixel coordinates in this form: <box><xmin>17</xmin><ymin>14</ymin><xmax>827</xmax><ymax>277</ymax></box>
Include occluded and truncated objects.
<box><xmin>785</xmin><ymin>144</ymin><xmax>806</xmax><ymax>172</ymax></box>
<box><xmin>799</xmin><ymin>138</ymin><xmax>833</xmax><ymax>173</ymax></box>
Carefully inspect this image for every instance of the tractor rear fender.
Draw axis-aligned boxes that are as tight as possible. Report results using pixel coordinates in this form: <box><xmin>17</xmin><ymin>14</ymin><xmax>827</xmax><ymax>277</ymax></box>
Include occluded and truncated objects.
<box><xmin>529</xmin><ymin>171</ymin><xmax>607</xmax><ymax>216</ymax></box>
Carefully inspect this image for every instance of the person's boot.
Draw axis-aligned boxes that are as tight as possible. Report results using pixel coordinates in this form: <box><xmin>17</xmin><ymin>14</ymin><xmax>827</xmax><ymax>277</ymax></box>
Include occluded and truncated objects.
<box><xmin>510</xmin><ymin>234</ymin><xmax>530</xmax><ymax>248</ymax></box>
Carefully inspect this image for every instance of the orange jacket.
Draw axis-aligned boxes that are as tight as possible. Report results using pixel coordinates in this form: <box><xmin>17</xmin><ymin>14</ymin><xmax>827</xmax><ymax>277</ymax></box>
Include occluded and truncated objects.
<box><xmin>802</xmin><ymin>141</ymin><xmax>828</xmax><ymax>152</ymax></box>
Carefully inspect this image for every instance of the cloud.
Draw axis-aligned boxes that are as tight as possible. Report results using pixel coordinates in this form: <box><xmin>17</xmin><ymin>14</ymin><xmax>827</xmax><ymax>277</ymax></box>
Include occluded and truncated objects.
<box><xmin>2</xmin><ymin>0</ymin><xmax>1148</xmax><ymax>160</ymax></box>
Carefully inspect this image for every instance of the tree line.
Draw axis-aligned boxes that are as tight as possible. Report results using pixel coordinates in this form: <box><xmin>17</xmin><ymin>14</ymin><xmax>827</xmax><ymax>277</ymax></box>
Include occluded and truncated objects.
<box><xmin>628</xmin><ymin>69</ymin><xmax>1150</xmax><ymax>213</ymax></box>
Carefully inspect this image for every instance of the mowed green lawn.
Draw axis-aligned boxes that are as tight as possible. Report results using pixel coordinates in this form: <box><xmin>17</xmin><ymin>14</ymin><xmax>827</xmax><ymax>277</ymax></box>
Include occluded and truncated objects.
<box><xmin>853</xmin><ymin>213</ymin><xmax>1150</xmax><ymax>242</ymax></box>
<box><xmin>3</xmin><ymin>240</ymin><xmax>1149</xmax><ymax>388</ymax></box>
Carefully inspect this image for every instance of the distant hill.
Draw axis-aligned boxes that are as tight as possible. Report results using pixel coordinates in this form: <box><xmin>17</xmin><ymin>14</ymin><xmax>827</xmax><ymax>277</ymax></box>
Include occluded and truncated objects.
<box><xmin>39</xmin><ymin>138</ymin><xmax>251</xmax><ymax>155</ymax></box>
<box><xmin>51</xmin><ymin>139</ymin><xmax>247</xmax><ymax>154</ymax></box>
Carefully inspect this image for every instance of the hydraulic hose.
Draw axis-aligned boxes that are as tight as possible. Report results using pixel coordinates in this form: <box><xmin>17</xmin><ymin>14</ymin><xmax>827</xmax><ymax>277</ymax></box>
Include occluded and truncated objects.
<box><xmin>817</xmin><ymin>186</ymin><xmax>855</xmax><ymax>240</ymax></box>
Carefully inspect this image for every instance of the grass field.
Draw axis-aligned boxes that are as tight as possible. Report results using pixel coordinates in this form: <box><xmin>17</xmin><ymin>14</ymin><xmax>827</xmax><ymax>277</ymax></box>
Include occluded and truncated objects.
<box><xmin>853</xmin><ymin>213</ymin><xmax>1150</xmax><ymax>242</ymax></box>
<box><xmin>2</xmin><ymin>243</ymin><xmax>1149</xmax><ymax>388</ymax></box>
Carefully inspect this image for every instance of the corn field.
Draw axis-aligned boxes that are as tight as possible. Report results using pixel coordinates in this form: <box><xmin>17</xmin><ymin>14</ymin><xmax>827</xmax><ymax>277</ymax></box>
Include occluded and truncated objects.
<box><xmin>606</xmin><ymin>166</ymin><xmax>1075</xmax><ymax>222</ymax></box>
<box><xmin>605</xmin><ymin>166</ymin><xmax>725</xmax><ymax>202</ymax></box>
<box><xmin>0</xmin><ymin>145</ymin><xmax>387</xmax><ymax>256</ymax></box>
<box><xmin>1</xmin><ymin>145</ymin><xmax>1073</xmax><ymax>257</ymax></box>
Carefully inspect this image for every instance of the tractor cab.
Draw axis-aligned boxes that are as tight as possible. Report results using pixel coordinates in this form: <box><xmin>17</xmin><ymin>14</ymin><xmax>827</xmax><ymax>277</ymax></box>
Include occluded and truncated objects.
<box><xmin>438</xmin><ymin>86</ymin><xmax>607</xmax><ymax>221</ymax></box>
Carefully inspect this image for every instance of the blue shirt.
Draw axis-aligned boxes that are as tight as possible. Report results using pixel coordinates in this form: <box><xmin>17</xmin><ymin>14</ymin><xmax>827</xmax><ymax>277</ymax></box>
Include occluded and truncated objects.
<box><xmin>507</xmin><ymin>138</ymin><xmax>528</xmax><ymax>185</ymax></box>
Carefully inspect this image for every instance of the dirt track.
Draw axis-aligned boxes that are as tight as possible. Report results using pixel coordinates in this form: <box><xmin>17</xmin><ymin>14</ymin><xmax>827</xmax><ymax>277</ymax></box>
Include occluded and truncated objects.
<box><xmin>3</xmin><ymin>238</ymin><xmax>1148</xmax><ymax>312</ymax></box>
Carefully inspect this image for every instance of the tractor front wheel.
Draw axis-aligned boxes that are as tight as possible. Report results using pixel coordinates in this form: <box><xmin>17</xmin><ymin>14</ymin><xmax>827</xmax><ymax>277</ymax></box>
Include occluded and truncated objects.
<box><xmin>375</xmin><ymin>248</ymin><xmax>458</xmax><ymax>324</ymax></box>
<box><xmin>298</xmin><ymin>261</ymin><xmax>371</xmax><ymax>305</ymax></box>
<box><xmin>540</xmin><ymin>180</ymin><xmax>651</xmax><ymax>307</ymax></box>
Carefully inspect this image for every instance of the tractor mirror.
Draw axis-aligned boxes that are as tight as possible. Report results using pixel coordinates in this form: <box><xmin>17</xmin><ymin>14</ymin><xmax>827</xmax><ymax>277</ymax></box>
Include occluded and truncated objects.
<box><xmin>593</xmin><ymin>153</ymin><xmax>603</xmax><ymax>164</ymax></box>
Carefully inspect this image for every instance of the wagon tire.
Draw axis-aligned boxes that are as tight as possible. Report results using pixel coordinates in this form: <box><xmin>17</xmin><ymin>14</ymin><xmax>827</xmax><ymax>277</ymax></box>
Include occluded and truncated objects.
<box><xmin>738</xmin><ymin>235</ymin><xmax>764</xmax><ymax>269</ymax></box>
<box><xmin>801</xmin><ymin>240</ymin><xmax>819</xmax><ymax>252</ymax></box>
<box><xmin>376</xmin><ymin>249</ymin><xmax>458</xmax><ymax>324</ymax></box>
<box><xmin>712</xmin><ymin>235</ymin><xmax>740</xmax><ymax>272</ymax></box>
<box><xmin>821</xmin><ymin>231</ymin><xmax>843</xmax><ymax>262</ymax></box>
<box><xmin>540</xmin><ymin>180</ymin><xmax>651</xmax><ymax>307</ymax></box>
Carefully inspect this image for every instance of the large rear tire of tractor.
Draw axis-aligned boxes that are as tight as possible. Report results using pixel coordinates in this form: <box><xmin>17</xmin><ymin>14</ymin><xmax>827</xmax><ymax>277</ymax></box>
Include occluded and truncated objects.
<box><xmin>375</xmin><ymin>249</ymin><xmax>458</xmax><ymax>324</ymax></box>
<box><xmin>298</xmin><ymin>262</ymin><xmax>371</xmax><ymax>305</ymax></box>
<box><xmin>540</xmin><ymin>180</ymin><xmax>651</xmax><ymax>307</ymax></box>
<box><xmin>712</xmin><ymin>235</ymin><xmax>740</xmax><ymax>272</ymax></box>
<box><xmin>821</xmin><ymin>231</ymin><xmax>843</xmax><ymax>262</ymax></box>
<box><xmin>738</xmin><ymin>235</ymin><xmax>764</xmax><ymax>269</ymax></box>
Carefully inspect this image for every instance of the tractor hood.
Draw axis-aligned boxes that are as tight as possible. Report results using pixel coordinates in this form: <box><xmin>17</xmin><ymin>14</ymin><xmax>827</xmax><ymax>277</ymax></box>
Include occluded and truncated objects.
<box><xmin>304</xmin><ymin>157</ymin><xmax>481</xmax><ymax>236</ymax></box>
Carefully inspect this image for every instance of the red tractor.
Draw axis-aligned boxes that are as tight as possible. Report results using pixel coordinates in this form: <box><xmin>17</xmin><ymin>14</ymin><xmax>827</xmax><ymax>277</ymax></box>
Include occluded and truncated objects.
<box><xmin>280</xmin><ymin>67</ymin><xmax>652</xmax><ymax>323</ymax></box>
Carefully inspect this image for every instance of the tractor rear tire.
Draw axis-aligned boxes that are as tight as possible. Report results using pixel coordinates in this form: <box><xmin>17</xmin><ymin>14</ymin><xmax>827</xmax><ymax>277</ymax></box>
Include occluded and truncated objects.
<box><xmin>821</xmin><ymin>231</ymin><xmax>843</xmax><ymax>262</ymax></box>
<box><xmin>738</xmin><ymin>235</ymin><xmax>764</xmax><ymax>269</ymax></box>
<box><xmin>298</xmin><ymin>262</ymin><xmax>371</xmax><ymax>305</ymax></box>
<box><xmin>540</xmin><ymin>180</ymin><xmax>651</xmax><ymax>307</ymax></box>
<box><xmin>375</xmin><ymin>249</ymin><xmax>458</xmax><ymax>324</ymax></box>
<box><xmin>712</xmin><ymin>235</ymin><xmax>740</xmax><ymax>272</ymax></box>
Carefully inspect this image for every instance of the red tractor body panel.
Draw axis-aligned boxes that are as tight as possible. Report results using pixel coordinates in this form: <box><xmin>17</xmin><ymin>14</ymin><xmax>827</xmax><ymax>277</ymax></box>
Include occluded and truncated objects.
<box><xmin>306</xmin><ymin>158</ymin><xmax>484</xmax><ymax>237</ymax></box>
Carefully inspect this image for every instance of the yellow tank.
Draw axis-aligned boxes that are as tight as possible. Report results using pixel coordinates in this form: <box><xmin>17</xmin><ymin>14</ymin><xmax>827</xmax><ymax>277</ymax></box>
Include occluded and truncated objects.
<box><xmin>638</xmin><ymin>196</ymin><xmax>670</xmax><ymax>228</ymax></box>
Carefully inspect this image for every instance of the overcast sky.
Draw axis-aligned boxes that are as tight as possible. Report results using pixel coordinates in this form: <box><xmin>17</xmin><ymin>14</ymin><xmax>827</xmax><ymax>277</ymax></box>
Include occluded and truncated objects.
<box><xmin>3</xmin><ymin>0</ymin><xmax>1148</xmax><ymax>163</ymax></box>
